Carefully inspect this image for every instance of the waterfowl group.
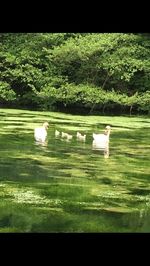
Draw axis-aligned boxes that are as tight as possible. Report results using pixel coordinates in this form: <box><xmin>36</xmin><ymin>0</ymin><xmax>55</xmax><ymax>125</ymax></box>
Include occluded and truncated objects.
<box><xmin>34</xmin><ymin>123</ymin><xmax>111</xmax><ymax>157</ymax></box>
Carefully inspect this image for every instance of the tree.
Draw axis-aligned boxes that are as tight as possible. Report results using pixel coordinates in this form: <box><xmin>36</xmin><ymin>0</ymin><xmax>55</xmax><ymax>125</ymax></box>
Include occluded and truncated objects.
<box><xmin>0</xmin><ymin>33</ymin><xmax>150</xmax><ymax>114</ymax></box>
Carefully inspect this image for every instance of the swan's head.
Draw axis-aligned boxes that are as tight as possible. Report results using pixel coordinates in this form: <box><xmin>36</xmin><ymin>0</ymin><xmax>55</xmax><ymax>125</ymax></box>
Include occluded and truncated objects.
<box><xmin>43</xmin><ymin>122</ymin><xmax>49</xmax><ymax>130</ymax></box>
<box><xmin>104</xmin><ymin>125</ymin><xmax>111</xmax><ymax>135</ymax></box>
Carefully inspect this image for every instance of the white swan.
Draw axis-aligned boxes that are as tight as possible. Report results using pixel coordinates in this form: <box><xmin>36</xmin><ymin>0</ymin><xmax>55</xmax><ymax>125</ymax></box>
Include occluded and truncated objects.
<box><xmin>93</xmin><ymin>125</ymin><xmax>111</xmax><ymax>149</ymax></box>
<box><xmin>34</xmin><ymin>122</ymin><xmax>49</xmax><ymax>142</ymax></box>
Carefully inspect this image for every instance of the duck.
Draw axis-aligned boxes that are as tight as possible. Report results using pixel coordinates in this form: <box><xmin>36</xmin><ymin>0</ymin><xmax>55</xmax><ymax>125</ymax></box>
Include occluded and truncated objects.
<box><xmin>66</xmin><ymin>133</ymin><xmax>73</xmax><ymax>140</ymax></box>
<box><xmin>77</xmin><ymin>132</ymin><xmax>86</xmax><ymax>141</ymax></box>
<box><xmin>77</xmin><ymin>132</ymin><xmax>81</xmax><ymax>138</ymax></box>
<box><xmin>55</xmin><ymin>129</ymin><xmax>60</xmax><ymax>137</ymax></box>
<box><xmin>93</xmin><ymin>125</ymin><xmax>111</xmax><ymax>148</ymax></box>
<box><xmin>61</xmin><ymin>132</ymin><xmax>73</xmax><ymax>141</ymax></box>
<box><xmin>61</xmin><ymin>132</ymin><xmax>68</xmax><ymax>138</ymax></box>
<box><xmin>34</xmin><ymin>122</ymin><xmax>49</xmax><ymax>142</ymax></box>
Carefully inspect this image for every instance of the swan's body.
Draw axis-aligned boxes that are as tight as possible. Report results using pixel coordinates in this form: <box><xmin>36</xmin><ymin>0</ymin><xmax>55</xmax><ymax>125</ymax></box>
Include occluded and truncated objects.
<box><xmin>92</xmin><ymin>141</ymin><xmax>109</xmax><ymax>158</ymax></box>
<box><xmin>92</xmin><ymin>140</ymin><xmax>107</xmax><ymax>149</ymax></box>
<box><xmin>93</xmin><ymin>126</ymin><xmax>111</xmax><ymax>149</ymax></box>
<box><xmin>34</xmin><ymin>122</ymin><xmax>49</xmax><ymax>142</ymax></box>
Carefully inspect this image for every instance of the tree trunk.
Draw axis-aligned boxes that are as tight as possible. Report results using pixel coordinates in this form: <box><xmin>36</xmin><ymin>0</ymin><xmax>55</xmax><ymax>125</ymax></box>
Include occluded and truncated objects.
<box><xmin>129</xmin><ymin>105</ymin><xmax>133</xmax><ymax>116</ymax></box>
<box><xmin>103</xmin><ymin>105</ymin><xmax>106</xmax><ymax>114</ymax></box>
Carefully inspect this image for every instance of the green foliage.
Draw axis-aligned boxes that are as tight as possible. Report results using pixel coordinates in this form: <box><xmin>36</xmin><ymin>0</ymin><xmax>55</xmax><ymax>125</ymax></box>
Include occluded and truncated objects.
<box><xmin>0</xmin><ymin>81</ymin><xmax>16</xmax><ymax>102</ymax></box>
<box><xmin>36</xmin><ymin>86</ymin><xmax>57</xmax><ymax>110</ymax></box>
<box><xmin>0</xmin><ymin>33</ymin><xmax>150</xmax><ymax>114</ymax></box>
<box><xmin>138</xmin><ymin>91</ymin><xmax>150</xmax><ymax>112</ymax></box>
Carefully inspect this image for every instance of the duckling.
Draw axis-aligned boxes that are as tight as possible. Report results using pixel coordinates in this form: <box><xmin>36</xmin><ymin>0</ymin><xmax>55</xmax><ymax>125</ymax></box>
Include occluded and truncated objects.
<box><xmin>55</xmin><ymin>129</ymin><xmax>60</xmax><ymax>137</ymax></box>
<box><xmin>77</xmin><ymin>132</ymin><xmax>86</xmax><ymax>141</ymax></box>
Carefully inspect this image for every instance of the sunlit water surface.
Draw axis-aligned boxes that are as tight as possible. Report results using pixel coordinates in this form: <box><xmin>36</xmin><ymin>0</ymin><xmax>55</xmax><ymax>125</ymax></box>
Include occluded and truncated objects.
<box><xmin>0</xmin><ymin>109</ymin><xmax>150</xmax><ymax>232</ymax></box>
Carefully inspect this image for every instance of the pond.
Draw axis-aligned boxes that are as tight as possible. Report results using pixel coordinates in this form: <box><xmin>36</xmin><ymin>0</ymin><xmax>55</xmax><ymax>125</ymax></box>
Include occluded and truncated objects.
<box><xmin>0</xmin><ymin>109</ymin><xmax>150</xmax><ymax>232</ymax></box>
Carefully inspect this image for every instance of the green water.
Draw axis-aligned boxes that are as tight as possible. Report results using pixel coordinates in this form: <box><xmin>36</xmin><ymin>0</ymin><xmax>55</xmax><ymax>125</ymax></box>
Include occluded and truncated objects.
<box><xmin>0</xmin><ymin>109</ymin><xmax>150</xmax><ymax>232</ymax></box>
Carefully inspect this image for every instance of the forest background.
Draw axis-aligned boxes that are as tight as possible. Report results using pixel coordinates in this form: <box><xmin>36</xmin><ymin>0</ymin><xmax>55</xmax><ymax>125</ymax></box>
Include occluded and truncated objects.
<box><xmin>0</xmin><ymin>33</ymin><xmax>150</xmax><ymax>115</ymax></box>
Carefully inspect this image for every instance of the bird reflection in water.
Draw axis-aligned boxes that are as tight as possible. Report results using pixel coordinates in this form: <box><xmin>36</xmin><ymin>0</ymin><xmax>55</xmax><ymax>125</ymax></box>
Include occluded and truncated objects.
<box><xmin>34</xmin><ymin>140</ymin><xmax>48</xmax><ymax>149</ymax></box>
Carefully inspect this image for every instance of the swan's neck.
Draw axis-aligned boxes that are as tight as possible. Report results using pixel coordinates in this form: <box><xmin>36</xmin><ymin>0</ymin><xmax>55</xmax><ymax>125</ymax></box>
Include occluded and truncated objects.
<box><xmin>105</xmin><ymin>129</ymin><xmax>111</xmax><ymax>138</ymax></box>
<box><xmin>43</xmin><ymin>125</ymin><xmax>48</xmax><ymax>130</ymax></box>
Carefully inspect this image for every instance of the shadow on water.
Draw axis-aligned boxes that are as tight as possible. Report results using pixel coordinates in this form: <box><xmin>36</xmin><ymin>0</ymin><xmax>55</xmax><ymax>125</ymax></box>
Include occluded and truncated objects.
<box><xmin>128</xmin><ymin>188</ymin><xmax>150</xmax><ymax>196</ymax></box>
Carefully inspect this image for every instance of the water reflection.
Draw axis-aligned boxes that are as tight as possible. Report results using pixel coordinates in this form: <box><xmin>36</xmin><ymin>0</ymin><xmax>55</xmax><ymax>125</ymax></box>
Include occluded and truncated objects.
<box><xmin>92</xmin><ymin>140</ymin><xmax>109</xmax><ymax>158</ymax></box>
<box><xmin>34</xmin><ymin>140</ymin><xmax>48</xmax><ymax>148</ymax></box>
<box><xmin>61</xmin><ymin>138</ymin><xmax>72</xmax><ymax>143</ymax></box>
<box><xmin>121</xmin><ymin>207</ymin><xmax>150</xmax><ymax>232</ymax></box>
